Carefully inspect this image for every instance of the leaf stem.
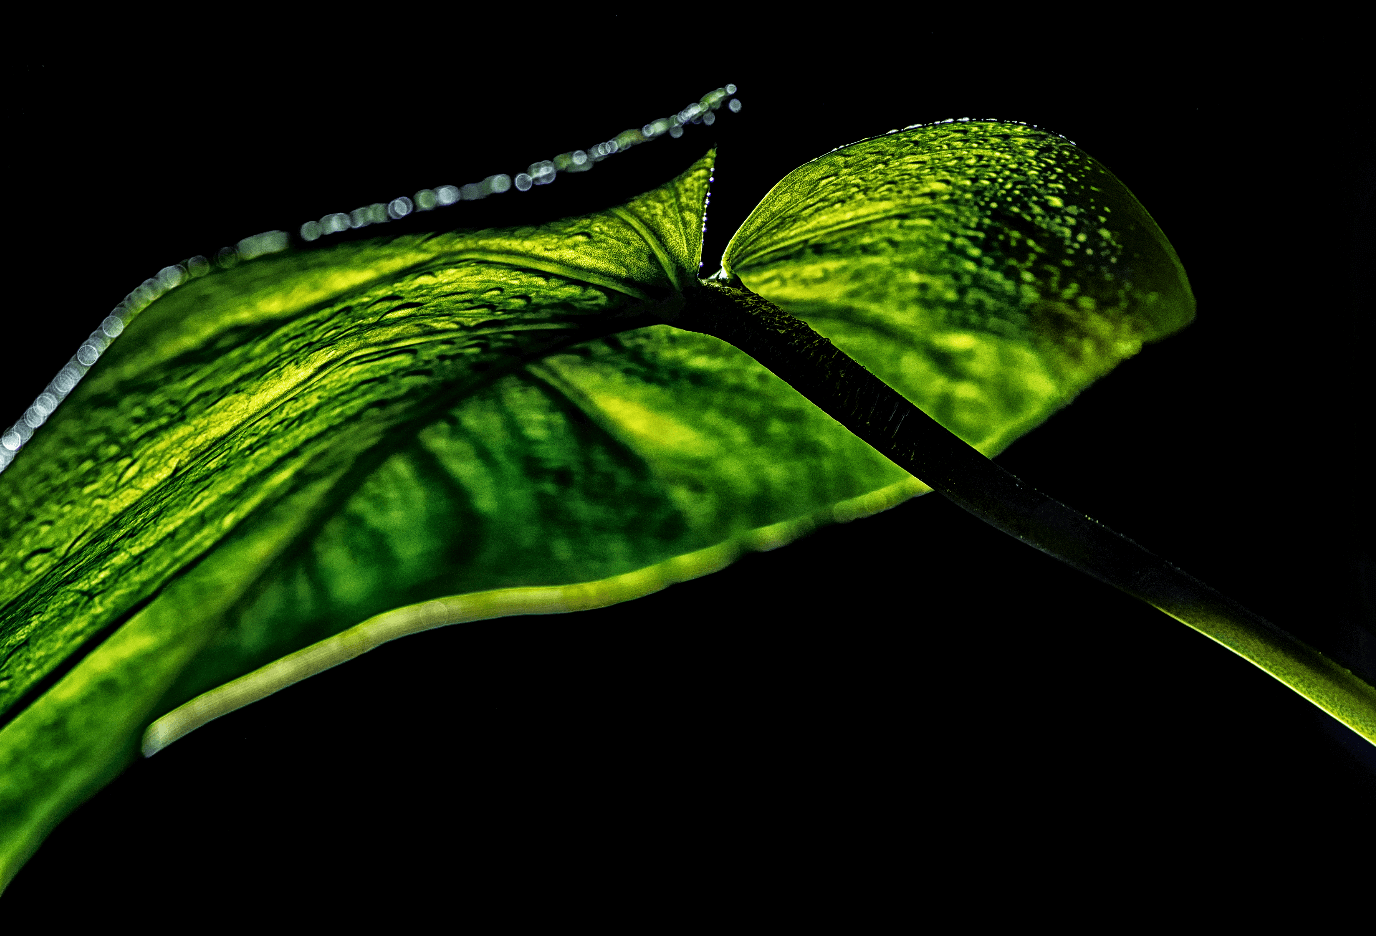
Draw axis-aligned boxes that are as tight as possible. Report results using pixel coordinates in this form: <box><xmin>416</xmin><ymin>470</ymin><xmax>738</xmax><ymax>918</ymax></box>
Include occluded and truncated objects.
<box><xmin>676</xmin><ymin>280</ymin><xmax>1376</xmax><ymax>747</ymax></box>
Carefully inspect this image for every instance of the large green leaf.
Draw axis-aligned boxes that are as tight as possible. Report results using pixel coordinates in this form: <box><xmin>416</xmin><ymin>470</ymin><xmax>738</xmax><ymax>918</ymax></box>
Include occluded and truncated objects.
<box><xmin>0</xmin><ymin>149</ymin><xmax>917</xmax><ymax>882</ymax></box>
<box><xmin>721</xmin><ymin>119</ymin><xmax>1194</xmax><ymax>456</ymax></box>
<box><xmin>0</xmin><ymin>119</ymin><xmax>1195</xmax><ymax>887</ymax></box>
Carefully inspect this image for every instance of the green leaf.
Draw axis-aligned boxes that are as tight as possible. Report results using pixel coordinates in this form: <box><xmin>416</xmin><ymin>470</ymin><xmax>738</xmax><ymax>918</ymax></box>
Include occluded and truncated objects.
<box><xmin>720</xmin><ymin>120</ymin><xmax>1195</xmax><ymax>457</ymax></box>
<box><xmin>0</xmin><ymin>118</ymin><xmax>1201</xmax><ymax>888</ymax></box>
<box><xmin>0</xmin><ymin>149</ymin><xmax>915</xmax><ymax>882</ymax></box>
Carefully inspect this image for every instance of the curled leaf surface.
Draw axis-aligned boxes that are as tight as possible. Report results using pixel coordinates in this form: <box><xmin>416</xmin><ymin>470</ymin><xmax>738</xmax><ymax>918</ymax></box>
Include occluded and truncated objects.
<box><xmin>722</xmin><ymin>119</ymin><xmax>1195</xmax><ymax>456</ymax></box>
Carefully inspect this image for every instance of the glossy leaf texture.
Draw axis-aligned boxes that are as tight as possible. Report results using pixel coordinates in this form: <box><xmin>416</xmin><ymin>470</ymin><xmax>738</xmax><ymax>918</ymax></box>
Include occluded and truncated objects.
<box><xmin>0</xmin><ymin>150</ymin><xmax>915</xmax><ymax>881</ymax></box>
<box><xmin>1</xmin><ymin>120</ymin><xmax>1199</xmax><ymax>887</ymax></box>
<box><xmin>720</xmin><ymin>120</ymin><xmax>1196</xmax><ymax>457</ymax></box>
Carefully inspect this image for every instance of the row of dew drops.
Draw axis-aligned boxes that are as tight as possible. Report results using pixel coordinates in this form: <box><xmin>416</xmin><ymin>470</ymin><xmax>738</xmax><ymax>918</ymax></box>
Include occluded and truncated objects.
<box><xmin>0</xmin><ymin>86</ymin><xmax>741</xmax><ymax>476</ymax></box>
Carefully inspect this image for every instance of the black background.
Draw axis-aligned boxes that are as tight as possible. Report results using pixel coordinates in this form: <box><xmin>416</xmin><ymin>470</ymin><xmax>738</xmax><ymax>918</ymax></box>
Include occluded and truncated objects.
<box><xmin>7</xmin><ymin>34</ymin><xmax>1373</xmax><ymax>913</ymax></box>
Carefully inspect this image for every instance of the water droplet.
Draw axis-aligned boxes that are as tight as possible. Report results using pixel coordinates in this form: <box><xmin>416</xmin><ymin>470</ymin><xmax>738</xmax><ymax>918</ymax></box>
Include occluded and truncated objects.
<box><xmin>157</xmin><ymin>264</ymin><xmax>186</xmax><ymax>289</ymax></box>
<box><xmin>54</xmin><ymin>364</ymin><xmax>83</xmax><ymax>391</ymax></box>
<box><xmin>528</xmin><ymin>160</ymin><xmax>555</xmax><ymax>185</ymax></box>
<box><xmin>236</xmin><ymin>231</ymin><xmax>289</xmax><ymax>258</ymax></box>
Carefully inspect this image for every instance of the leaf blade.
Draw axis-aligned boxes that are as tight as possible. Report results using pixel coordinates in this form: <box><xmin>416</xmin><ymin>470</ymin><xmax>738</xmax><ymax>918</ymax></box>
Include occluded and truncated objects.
<box><xmin>0</xmin><ymin>148</ymin><xmax>915</xmax><ymax>881</ymax></box>
<box><xmin>721</xmin><ymin>119</ymin><xmax>1196</xmax><ymax>457</ymax></box>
